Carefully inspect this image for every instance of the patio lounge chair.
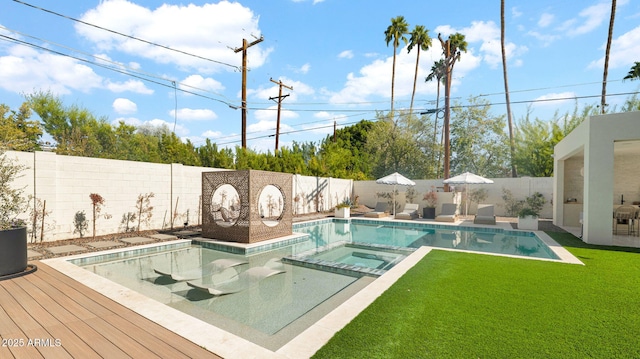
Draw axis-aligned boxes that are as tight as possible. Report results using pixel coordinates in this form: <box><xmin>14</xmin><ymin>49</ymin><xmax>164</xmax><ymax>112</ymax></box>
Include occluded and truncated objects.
<box><xmin>474</xmin><ymin>204</ymin><xmax>496</xmax><ymax>225</ymax></box>
<box><xmin>153</xmin><ymin>258</ymin><xmax>247</xmax><ymax>282</ymax></box>
<box><xmin>186</xmin><ymin>265</ymin><xmax>285</xmax><ymax>296</ymax></box>
<box><xmin>364</xmin><ymin>202</ymin><xmax>389</xmax><ymax>218</ymax></box>
<box><xmin>435</xmin><ymin>203</ymin><xmax>458</xmax><ymax>222</ymax></box>
<box><xmin>395</xmin><ymin>203</ymin><xmax>419</xmax><ymax>220</ymax></box>
<box><xmin>614</xmin><ymin>205</ymin><xmax>637</xmax><ymax>235</ymax></box>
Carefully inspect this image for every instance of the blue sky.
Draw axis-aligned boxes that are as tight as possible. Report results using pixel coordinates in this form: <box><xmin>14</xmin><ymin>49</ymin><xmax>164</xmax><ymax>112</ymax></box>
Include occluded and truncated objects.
<box><xmin>1</xmin><ymin>0</ymin><xmax>639</xmax><ymax>152</ymax></box>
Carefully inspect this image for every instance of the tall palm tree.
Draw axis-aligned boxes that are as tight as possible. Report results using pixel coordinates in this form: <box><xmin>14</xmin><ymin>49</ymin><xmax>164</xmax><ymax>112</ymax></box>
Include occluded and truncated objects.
<box><xmin>501</xmin><ymin>0</ymin><xmax>517</xmax><ymax>178</ymax></box>
<box><xmin>438</xmin><ymin>32</ymin><xmax>467</xmax><ymax>188</ymax></box>
<box><xmin>385</xmin><ymin>16</ymin><xmax>409</xmax><ymax>118</ymax></box>
<box><xmin>601</xmin><ymin>0</ymin><xmax>617</xmax><ymax>114</ymax></box>
<box><xmin>623</xmin><ymin>62</ymin><xmax>640</xmax><ymax>81</ymax></box>
<box><xmin>426</xmin><ymin>59</ymin><xmax>446</xmax><ymax>177</ymax></box>
<box><xmin>407</xmin><ymin>25</ymin><xmax>431</xmax><ymax>116</ymax></box>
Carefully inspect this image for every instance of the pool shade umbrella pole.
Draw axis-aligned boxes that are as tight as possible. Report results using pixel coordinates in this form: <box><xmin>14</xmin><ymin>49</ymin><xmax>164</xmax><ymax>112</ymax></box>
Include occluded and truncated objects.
<box><xmin>443</xmin><ymin>172</ymin><xmax>494</xmax><ymax>217</ymax></box>
<box><xmin>375</xmin><ymin>172</ymin><xmax>416</xmax><ymax>216</ymax></box>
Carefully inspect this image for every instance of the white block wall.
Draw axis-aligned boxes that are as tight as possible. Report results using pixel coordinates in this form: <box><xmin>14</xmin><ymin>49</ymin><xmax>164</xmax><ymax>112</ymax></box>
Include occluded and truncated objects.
<box><xmin>354</xmin><ymin>177</ymin><xmax>553</xmax><ymax>218</ymax></box>
<box><xmin>6</xmin><ymin>151</ymin><xmax>353</xmax><ymax>242</ymax></box>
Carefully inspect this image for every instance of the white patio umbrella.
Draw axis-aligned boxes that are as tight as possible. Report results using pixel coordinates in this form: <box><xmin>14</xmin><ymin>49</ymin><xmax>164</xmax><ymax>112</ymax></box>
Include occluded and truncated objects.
<box><xmin>376</xmin><ymin>172</ymin><xmax>416</xmax><ymax>216</ymax></box>
<box><xmin>443</xmin><ymin>172</ymin><xmax>494</xmax><ymax>216</ymax></box>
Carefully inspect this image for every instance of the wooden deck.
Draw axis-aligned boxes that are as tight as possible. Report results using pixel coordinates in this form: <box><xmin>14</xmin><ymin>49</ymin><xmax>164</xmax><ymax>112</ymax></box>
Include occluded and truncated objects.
<box><xmin>0</xmin><ymin>261</ymin><xmax>221</xmax><ymax>358</ymax></box>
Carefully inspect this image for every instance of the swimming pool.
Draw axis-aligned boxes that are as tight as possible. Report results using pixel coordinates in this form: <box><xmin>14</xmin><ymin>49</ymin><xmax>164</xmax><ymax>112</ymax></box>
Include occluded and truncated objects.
<box><xmin>68</xmin><ymin>218</ymin><xmax>560</xmax><ymax>352</ymax></box>
<box><xmin>295</xmin><ymin>219</ymin><xmax>560</xmax><ymax>260</ymax></box>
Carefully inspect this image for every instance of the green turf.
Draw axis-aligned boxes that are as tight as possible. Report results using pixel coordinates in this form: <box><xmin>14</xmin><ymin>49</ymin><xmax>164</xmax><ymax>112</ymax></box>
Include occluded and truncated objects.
<box><xmin>312</xmin><ymin>232</ymin><xmax>640</xmax><ymax>358</ymax></box>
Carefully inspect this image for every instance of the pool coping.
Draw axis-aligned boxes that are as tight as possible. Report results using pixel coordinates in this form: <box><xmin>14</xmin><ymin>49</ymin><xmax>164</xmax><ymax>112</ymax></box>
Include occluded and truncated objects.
<box><xmin>42</xmin><ymin>219</ymin><xmax>583</xmax><ymax>359</ymax></box>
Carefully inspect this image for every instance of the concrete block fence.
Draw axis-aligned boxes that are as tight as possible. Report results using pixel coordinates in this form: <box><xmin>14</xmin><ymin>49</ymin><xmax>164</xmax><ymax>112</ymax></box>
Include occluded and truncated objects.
<box><xmin>6</xmin><ymin>151</ymin><xmax>353</xmax><ymax>242</ymax></box>
<box><xmin>353</xmin><ymin>176</ymin><xmax>553</xmax><ymax>218</ymax></box>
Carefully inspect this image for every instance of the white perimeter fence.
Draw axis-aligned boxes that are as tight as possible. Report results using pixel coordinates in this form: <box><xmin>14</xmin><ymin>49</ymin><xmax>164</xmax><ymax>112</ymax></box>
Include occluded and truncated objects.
<box><xmin>6</xmin><ymin>151</ymin><xmax>551</xmax><ymax>242</ymax></box>
<box><xmin>6</xmin><ymin>151</ymin><xmax>352</xmax><ymax>242</ymax></box>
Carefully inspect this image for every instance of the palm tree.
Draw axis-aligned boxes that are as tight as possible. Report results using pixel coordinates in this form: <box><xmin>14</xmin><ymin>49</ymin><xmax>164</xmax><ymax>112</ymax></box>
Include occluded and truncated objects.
<box><xmin>438</xmin><ymin>32</ymin><xmax>467</xmax><ymax>188</ymax></box>
<box><xmin>407</xmin><ymin>25</ymin><xmax>431</xmax><ymax>116</ymax></box>
<box><xmin>426</xmin><ymin>59</ymin><xmax>446</xmax><ymax>177</ymax></box>
<box><xmin>501</xmin><ymin>0</ymin><xmax>517</xmax><ymax>178</ymax></box>
<box><xmin>623</xmin><ymin>62</ymin><xmax>640</xmax><ymax>81</ymax></box>
<box><xmin>601</xmin><ymin>0</ymin><xmax>617</xmax><ymax>114</ymax></box>
<box><xmin>384</xmin><ymin>16</ymin><xmax>409</xmax><ymax>117</ymax></box>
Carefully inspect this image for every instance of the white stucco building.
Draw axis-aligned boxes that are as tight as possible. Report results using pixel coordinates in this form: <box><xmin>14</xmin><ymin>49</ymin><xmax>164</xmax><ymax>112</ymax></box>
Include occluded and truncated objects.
<box><xmin>553</xmin><ymin>111</ymin><xmax>640</xmax><ymax>246</ymax></box>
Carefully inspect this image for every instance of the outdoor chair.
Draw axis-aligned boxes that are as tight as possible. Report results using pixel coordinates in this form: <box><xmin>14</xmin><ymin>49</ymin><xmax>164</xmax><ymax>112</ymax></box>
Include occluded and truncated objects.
<box><xmin>395</xmin><ymin>203</ymin><xmax>419</xmax><ymax>220</ymax></box>
<box><xmin>473</xmin><ymin>204</ymin><xmax>496</xmax><ymax>225</ymax></box>
<box><xmin>614</xmin><ymin>205</ymin><xmax>637</xmax><ymax>235</ymax></box>
<box><xmin>435</xmin><ymin>203</ymin><xmax>458</xmax><ymax>222</ymax></box>
<box><xmin>365</xmin><ymin>202</ymin><xmax>389</xmax><ymax>218</ymax></box>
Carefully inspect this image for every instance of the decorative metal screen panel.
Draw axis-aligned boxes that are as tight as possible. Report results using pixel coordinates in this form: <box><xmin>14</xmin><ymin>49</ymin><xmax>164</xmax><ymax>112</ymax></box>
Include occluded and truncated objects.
<box><xmin>202</xmin><ymin>170</ymin><xmax>292</xmax><ymax>243</ymax></box>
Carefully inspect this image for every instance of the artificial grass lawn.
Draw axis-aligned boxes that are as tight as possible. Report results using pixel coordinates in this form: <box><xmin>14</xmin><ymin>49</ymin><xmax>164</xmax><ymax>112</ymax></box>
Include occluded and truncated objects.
<box><xmin>313</xmin><ymin>232</ymin><xmax>640</xmax><ymax>359</ymax></box>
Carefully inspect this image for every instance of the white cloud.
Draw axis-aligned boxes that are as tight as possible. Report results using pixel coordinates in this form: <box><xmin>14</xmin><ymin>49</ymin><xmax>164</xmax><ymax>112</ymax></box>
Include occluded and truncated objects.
<box><xmin>290</xmin><ymin>63</ymin><xmax>311</xmax><ymax>74</ymax></box>
<box><xmin>435</xmin><ymin>21</ymin><xmax>524</xmax><ymax>69</ymax></box>
<box><xmin>112</xmin><ymin>98</ymin><xmax>137</xmax><ymax>114</ymax></box>
<box><xmin>249</xmin><ymin>77</ymin><xmax>314</xmax><ymax>103</ymax></box>
<box><xmin>338</xmin><ymin>50</ymin><xmax>354</xmax><ymax>59</ymax></box>
<box><xmin>180</xmin><ymin>74</ymin><xmax>225</xmax><ymax>92</ymax></box>
<box><xmin>106</xmin><ymin>79</ymin><xmax>154</xmax><ymax>94</ymax></box>
<box><xmin>77</xmin><ymin>0</ymin><xmax>272</xmax><ymax>73</ymax></box>
<box><xmin>328</xmin><ymin>45</ymin><xmax>469</xmax><ymax>105</ymax></box>
<box><xmin>538</xmin><ymin>13</ymin><xmax>554</xmax><ymax>28</ymax></box>
<box><xmin>588</xmin><ymin>26</ymin><xmax>640</xmax><ymax>70</ymax></box>
<box><xmin>201</xmin><ymin>130</ymin><xmax>223</xmax><ymax>138</ymax></box>
<box><xmin>533</xmin><ymin>92</ymin><xmax>576</xmax><ymax>107</ymax></box>
<box><xmin>253</xmin><ymin>105</ymin><xmax>298</xmax><ymax>122</ymax></box>
<box><xmin>511</xmin><ymin>7</ymin><xmax>523</xmax><ymax>18</ymax></box>
<box><xmin>170</xmin><ymin>108</ymin><xmax>218</xmax><ymax>121</ymax></box>
<box><xmin>0</xmin><ymin>46</ymin><xmax>103</xmax><ymax>95</ymax></box>
<box><xmin>559</xmin><ymin>2</ymin><xmax>610</xmax><ymax>37</ymax></box>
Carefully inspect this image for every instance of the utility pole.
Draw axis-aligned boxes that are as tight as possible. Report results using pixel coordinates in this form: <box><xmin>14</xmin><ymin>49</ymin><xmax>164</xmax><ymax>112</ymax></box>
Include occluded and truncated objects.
<box><xmin>269</xmin><ymin>78</ymin><xmax>293</xmax><ymax>151</ymax></box>
<box><xmin>234</xmin><ymin>36</ymin><xmax>264</xmax><ymax>148</ymax></box>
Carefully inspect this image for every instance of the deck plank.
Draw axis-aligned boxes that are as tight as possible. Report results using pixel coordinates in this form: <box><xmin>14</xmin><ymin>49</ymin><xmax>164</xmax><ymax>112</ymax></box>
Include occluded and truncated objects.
<box><xmin>36</xmin><ymin>263</ymin><xmax>220</xmax><ymax>359</ymax></box>
<box><xmin>0</xmin><ymin>262</ymin><xmax>220</xmax><ymax>359</ymax></box>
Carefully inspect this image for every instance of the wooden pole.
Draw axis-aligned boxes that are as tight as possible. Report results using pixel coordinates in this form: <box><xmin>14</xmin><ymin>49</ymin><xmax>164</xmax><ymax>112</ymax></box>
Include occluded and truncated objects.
<box><xmin>234</xmin><ymin>36</ymin><xmax>264</xmax><ymax>148</ymax></box>
<box><xmin>269</xmin><ymin>78</ymin><xmax>293</xmax><ymax>151</ymax></box>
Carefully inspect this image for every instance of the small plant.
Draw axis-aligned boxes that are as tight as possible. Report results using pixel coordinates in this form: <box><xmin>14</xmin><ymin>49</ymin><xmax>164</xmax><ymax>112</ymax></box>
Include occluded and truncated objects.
<box><xmin>27</xmin><ymin>196</ymin><xmax>53</xmax><ymax>243</ymax></box>
<box><xmin>336</xmin><ymin>198</ymin><xmax>352</xmax><ymax>209</ymax></box>
<box><xmin>136</xmin><ymin>192</ymin><xmax>155</xmax><ymax>232</ymax></box>
<box><xmin>89</xmin><ymin>193</ymin><xmax>111</xmax><ymax>239</ymax></box>
<box><xmin>405</xmin><ymin>186</ymin><xmax>419</xmax><ymax>203</ymax></box>
<box><xmin>0</xmin><ymin>149</ymin><xmax>27</xmax><ymax>230</ymax></box>
<box><xmin>501</xmin><ymin>188</ymin><xmax>524</xmax><ymax>217</ymax></box>
<box><xmin>119</xmin><ymin>212</ymin><xmax>137</xmax><ymax>233</ymax></box>
<box><xmin>469</xmin><ymin>188</ymin><xmax>488</xmax><ymax>206</ymax></box>
<box><xmin>73</xmin><ymin>210</ymin><xmax>88</xmax><ymax>238</ymax></box>
<box><xmin>524</xmin><ymin>192</ymin><xmax>546</xmax><ymax>217</ymax></box>
<box><xmin>423</xmin><ymin>186</ymin><xmax>438</xmax><ymax>208</ymax></box>
<box><xmin>518</xmin><ymin>207</ymin><xmax>539</xmax><ymax>218</ymax></box>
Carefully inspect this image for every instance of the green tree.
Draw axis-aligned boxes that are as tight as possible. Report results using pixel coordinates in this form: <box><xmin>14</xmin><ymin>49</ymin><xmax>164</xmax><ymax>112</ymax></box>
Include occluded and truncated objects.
<box><xmin>623</xmin><ymin>62</ymin><xmax>640</xmax><ymax>81</ymax></box>
<box><xmin>366</xmin><ymin>111</ymin><xmax>432</xmax><ymax>179</ymax></box>
<box><xmin>27</xmin><ymin>91</ymin><xmax>111</xmax><ymax>157</ymax></box>
<box><xmin>407</xmin><ymin>25</ymin><xmax>431</xmax><ymax>116</ymax></box>
<box><xmin>438</xmin><ymin>33</ymin><xmax>468</xmax><ymax>185</ymax></box>
<box><xmin>384</xmin><ymin>16</ymin><xmax>409</xmax><ymax>116</ymax></box>
<box><xmin>0</xmin><ymin>103</ymin><xmax>42</xmax><ymax>151</ymax></box>
<box><xmin>425</xmin><ymin>59</ymin><xmax>446</xmax><ymax>177</ymax></box>
<box><xmin>450</xmin><ymin>97</ymin><xmax>509</xmax><ymax>177</ymax></box>
<box><xmin>513</xmin><ymin>115</ymin><xmax>555</xmax><ymax>177</ymax></box>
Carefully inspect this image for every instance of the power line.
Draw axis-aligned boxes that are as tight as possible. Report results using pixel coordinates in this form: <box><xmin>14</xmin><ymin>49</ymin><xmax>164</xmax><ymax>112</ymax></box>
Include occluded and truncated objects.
<box><xmin>12</xmin><ymin>0</ymin><xmax>240</xmax><ymax>70</ymax></box>
<box><xmin>0</xmin><ymin>33</ymin><xmax>239</xmax><ymax>108</ymax></box>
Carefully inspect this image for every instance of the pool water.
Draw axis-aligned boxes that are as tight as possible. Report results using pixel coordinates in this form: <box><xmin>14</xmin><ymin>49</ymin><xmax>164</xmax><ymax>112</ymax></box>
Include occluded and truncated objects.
<box><xmin>294</xmin><ymin>219</ymin><xmax>559</xmax><ymax>260</ymax></box>
<box><xmin>72</xmin><ymin>218</ymin><xmax>559</xmax><ymax>350</ymax></box>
